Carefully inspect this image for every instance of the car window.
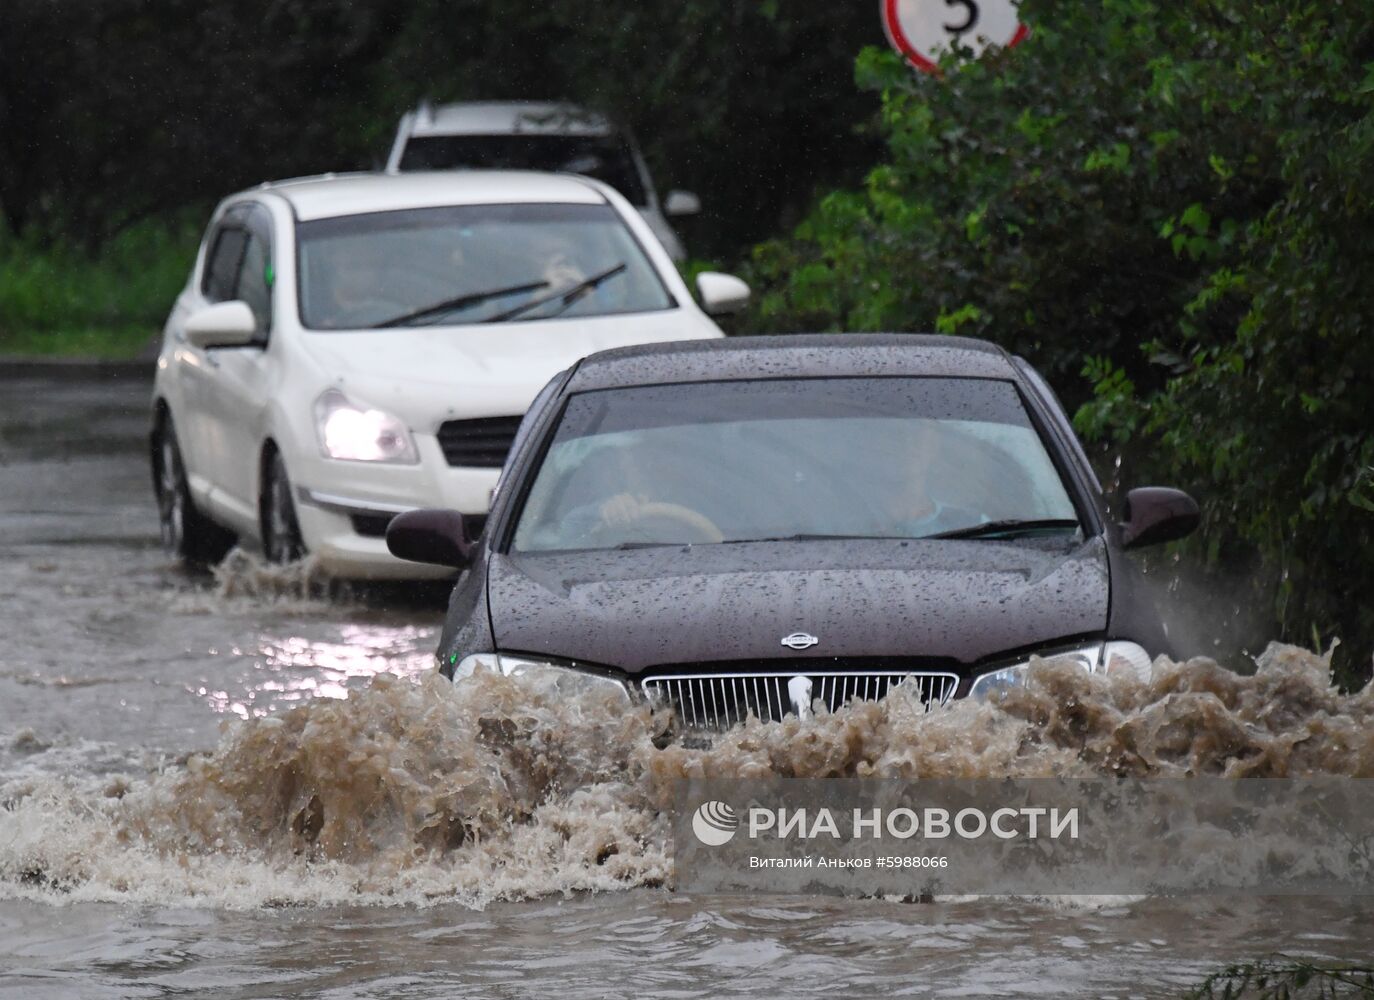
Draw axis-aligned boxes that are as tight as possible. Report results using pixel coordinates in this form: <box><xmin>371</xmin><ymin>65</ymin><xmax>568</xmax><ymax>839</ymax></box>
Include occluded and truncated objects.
<box><xmin>201</xmin><ymin>226</ymin><xmax>248</xmax><ymax>302</ymax></box>
<box><xmin>512</xmin><ymin>377</ymin><xmax>1080</xmax><ymax>553</ymax></box>
<box><xmin>296</xmin><ymin>203</ymin><xmax>673</xmax><ymax>330</ymax></box>
<box><xmin>235</xmin><ymin>232</ymin><xmax>272</xmax><ymax>338</ymax></box>
<box><xmin>398</xmin><ymin>135</ymin><xmax>649</xmax><ymax>206</ymax></box>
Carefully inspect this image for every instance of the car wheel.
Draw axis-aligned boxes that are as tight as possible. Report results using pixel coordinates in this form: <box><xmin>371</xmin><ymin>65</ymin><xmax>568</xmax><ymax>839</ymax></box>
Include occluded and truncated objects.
<box><xmin>262</xmin><ymin>450</ymin><xmax>305</xmax><ymax>564</ymax></box>
<box><xmin>154</xmin><ymin>414</ymin><xmax>235</xmax><ymax>565</ymax></box>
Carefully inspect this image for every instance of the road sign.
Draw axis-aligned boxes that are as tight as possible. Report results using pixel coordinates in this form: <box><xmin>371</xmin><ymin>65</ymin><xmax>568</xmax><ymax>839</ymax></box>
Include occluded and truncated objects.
<box><xmin>881</xmin><ymin>0</ymin><xmax>1028</xmax><ymax>75</ymax></box>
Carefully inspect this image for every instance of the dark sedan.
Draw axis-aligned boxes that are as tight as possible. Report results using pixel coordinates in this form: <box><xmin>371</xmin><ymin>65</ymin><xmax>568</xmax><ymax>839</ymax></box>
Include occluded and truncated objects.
<box><xmin>386</xmin><ymin>335</ymin><xmax>1198</xmax><ymax>732</ymax></box>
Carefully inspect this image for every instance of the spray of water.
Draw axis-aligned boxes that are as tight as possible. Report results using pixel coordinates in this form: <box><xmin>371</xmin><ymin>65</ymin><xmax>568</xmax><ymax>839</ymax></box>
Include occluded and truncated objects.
<box><xmin>212</xmin><ymin>548</ymin><xmax>341</xmax><ymax>604</ymax></box>
<box><xmin>1</xmin><ymin>644</ymin><xmax>1369</xmax><ymax>909</ymax></box>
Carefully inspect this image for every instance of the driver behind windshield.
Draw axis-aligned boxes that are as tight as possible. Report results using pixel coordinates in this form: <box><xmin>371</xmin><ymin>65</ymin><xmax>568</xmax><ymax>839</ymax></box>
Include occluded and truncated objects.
<box><xmin>512</xmin><ymin>378</ymin><xmax>1081</xmax><ymax>554</ymax></box>
<box><xmin>863</xmin><ymin>421</ymin><xmax>988</xmax><ymax>538</ymax></box>
<box><xmin>316</xmin><ymin>241</ymin><xmax>398</xmax><ymax>328</ymax></box>
<box><xmin>548</xmin><ymin>420</ymin><xmax>990</xmax><ymax>548</ymax></box>
<box><xmin>544</xmin><ymin>440</ymin><xmax>724</xmax><ymax>548</ymax></box>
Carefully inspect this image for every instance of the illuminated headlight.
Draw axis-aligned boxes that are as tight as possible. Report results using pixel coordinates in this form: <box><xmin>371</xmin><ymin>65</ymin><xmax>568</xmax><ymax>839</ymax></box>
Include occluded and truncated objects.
<box><xmin>968</xmin><ymin>641</ymin><xmax>1153</xmax><ymax>700</ymax></box>
<box><xmin>453</xmin><ymin>653</ymin><xmax>631</xmax><ymax>703</ymax></box>
<box><xmin>314</xmin><ymin>389</ymin><xmax>417</xmax><ymax>464</ymax></box>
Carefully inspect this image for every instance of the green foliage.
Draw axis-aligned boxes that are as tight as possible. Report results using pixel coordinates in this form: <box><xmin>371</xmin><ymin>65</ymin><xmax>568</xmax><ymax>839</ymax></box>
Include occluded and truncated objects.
<box><xmin>0</xmin><ymin>217</ymin><xmax>200</xmax><ymax>357</ymax></box>
<box><xmin>745</xmin><ymin>0</ymin><xmax>1374</xmax><ymax>678</ymax></box>
<box><xmin>0</xmin><ymin>1</ymin><xmax>403</xmax><ymax>249</ymax></box>
<box><xmin>0</xmin><ymin>0</ymin><xmax>885</xmax><ymax>258</ymax></box>
<box><xmin>0</xmin><ymin>0</ymin><xmax>885</xmax><ymax>353</ymax></box>
<box><xmin>1186</xmin><ymin>957</ymin><xmax>1374</xmax><ymax>998</ymax></box>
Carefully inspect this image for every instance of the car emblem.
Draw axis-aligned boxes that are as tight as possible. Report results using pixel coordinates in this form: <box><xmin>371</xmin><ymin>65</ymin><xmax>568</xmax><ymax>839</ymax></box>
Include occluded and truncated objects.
<box><xmin>780</xmin><ymin>632</ymin><xmax>819</xmax><ymax>650</ymax></box>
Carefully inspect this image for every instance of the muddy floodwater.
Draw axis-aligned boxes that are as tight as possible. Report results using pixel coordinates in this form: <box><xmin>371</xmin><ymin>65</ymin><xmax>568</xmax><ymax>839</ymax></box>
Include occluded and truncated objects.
<box><xmin>2</xmin><ymin>367</ymin><xmax>1372</xmax><ymax>999</ymax></box>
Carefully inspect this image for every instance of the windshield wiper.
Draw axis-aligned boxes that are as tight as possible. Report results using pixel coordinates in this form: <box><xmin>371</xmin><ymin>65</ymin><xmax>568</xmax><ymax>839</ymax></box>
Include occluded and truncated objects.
<box><xmin>375</xmin><ymin>279</ymin><xmax>549</xmax><ymax>328</ymax></box>
<box><xmin>926</xmin><ymin>519</ymin><xmax>1081</xmax><ymax>541</ymax></box>
<box><xmin>484</xmin><ymin>263</ymin><xmax>627</xmax><ymax>323</ymax></box>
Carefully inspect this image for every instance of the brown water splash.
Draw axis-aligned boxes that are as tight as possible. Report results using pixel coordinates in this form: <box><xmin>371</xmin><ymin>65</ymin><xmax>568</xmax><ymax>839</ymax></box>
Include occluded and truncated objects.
<box><xmin>990</xmin><ymin>643</ymin><xmax>1374</xmax><ymax>778</ymax></box>
<box><xmin>2</xmin><ymin>644</ymin><xmax>1370</xmax><ymax>908</ymax></box>
<box><xmin>129</xmin><ymin>670</ymin><xmax>656</xmax><ymax>867</ymax></box>
<box><xmin>212</xmin><ymin>548</ymin><xmax>338</xmax><ymax>603</ymax></box>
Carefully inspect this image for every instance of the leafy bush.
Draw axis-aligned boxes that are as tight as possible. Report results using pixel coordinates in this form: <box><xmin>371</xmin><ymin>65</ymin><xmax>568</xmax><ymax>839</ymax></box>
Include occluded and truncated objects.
<box><xmin>745</xmin><ymin>0</ymin><xmax>1374</xmax><ymax>681</ymax></box>
<box><xmin>0</xmin><ymin>216</ymin><xmax>200</xmax><ymax>357</ymax></box>
<box><xmin>1186</xmin><ymin>957</ymin><xmax>1374</xmax><ymax>999</ymax></box>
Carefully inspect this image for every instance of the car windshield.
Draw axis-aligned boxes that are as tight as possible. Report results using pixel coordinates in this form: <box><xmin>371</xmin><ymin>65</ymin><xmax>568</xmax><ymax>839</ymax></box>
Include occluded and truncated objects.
<box><xmin>398</xmin><ymin>135</ymin><xmax>649</xmax><ymax>206</ymax></box>
<box><xmin>512</xmin><ymin>377</ymin><xmax>1081</xmax><ymax>553</ymax></box>
<box><xmin>296</xmin><ymin>203</ymin><xmax>672</xmax><ymax>330</ymax></box>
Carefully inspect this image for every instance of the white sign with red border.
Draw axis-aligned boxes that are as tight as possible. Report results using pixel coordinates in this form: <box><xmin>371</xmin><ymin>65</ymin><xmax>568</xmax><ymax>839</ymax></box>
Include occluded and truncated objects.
<box><xmin>881</xmin><ymin>0</ymin><xmax>1028</xmax><ymax>75</ymax></box>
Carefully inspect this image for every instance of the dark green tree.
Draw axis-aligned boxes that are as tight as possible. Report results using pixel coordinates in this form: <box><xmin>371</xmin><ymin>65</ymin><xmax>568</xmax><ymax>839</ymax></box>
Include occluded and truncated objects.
<box><xmin>0</xmin><ymin>0</ymin><xmax>885</xmax><ymax>257</ymax></box>
<box><xmin>746</xmin><ymin>0</ymin><xmax>1374</xmax><ymax>680</ymax></box>
<box><xmin>0</xmin><ymin>0</ymin><xmax>402</xmax><ymax>247</ymax></box>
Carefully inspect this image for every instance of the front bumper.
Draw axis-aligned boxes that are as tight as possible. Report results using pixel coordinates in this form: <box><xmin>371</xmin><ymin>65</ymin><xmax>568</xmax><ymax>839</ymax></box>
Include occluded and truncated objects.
<box><xmin>292</xmin><ymin>432</ymin><xmax>497</xmax><ymax>579</ymax></box>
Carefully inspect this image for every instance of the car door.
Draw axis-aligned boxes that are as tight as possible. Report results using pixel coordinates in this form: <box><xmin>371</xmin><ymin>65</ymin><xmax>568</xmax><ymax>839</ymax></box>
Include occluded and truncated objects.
<box><xmin>198</xmin><ymin>203</ymin><xmax>278</xmax><ymax>532</ymax></box>
<box><xmin>175</xmin><ymin>213</ymin><xmax>250</xmax><ymax>506</ymax></box>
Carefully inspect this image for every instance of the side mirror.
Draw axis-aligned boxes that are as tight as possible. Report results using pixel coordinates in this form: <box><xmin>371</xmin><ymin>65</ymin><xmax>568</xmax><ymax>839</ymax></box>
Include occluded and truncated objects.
<box><xmin>664</xmin><ymin>190</ymin><xmax>701</xmax><ymax>217</ymax></box>
<box><xmin>1120</xmin><ymin>487</ymin><xmax>1200</xmax><ymax>549</ymax></box>
<box><xmin>184</xmin><ymin>301</ymin><xmax>259</xmax><ymax>349</ymax></box>
<box><xmin>695</xmin><ymin>272</ymin><xmax>750</xmax><ymax>316</ymax></box>
<box><xmin>386</xmin><ymin>508</ymin><xmax>472</xmax><ymax>568</ymax></box>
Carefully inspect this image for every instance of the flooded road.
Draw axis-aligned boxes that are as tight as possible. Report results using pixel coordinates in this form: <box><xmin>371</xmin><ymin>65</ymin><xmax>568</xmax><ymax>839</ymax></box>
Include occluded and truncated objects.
<box><xmin>2</xmin><ymin>367</ymin><xmax>1371</xmax><ymax>999</ymax></box>
<box><xmin>0</xmin><ymin>368</ymin><xmax>437</xmax><ymax>772</ymax></box>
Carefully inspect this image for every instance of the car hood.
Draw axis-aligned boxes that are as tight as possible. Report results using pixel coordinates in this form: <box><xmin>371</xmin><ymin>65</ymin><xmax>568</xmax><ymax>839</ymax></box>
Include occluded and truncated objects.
<box><xmin>298</xmin><ymin>309</ymin><xmax>719</xmax><ymax>423</ymax></box>
<box><xmin>487</xmin><ymin>537</ymin><xmax>1110</xmax><ymax>673</ymax></box>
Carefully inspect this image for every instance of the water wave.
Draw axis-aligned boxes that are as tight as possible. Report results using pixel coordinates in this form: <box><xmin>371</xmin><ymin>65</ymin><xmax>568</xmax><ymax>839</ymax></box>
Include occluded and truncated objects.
<box><xmin>1</xmin><ymin>643</ymin><xmax>1369</xmax><ymax>909</ymax></box>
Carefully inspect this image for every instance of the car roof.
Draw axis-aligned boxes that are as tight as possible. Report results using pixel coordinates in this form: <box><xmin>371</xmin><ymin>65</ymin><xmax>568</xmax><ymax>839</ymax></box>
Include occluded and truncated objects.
<box><xmin>247</xmin><ymin>170</ymin><xmax>606</xmax><ymax>221</ymax></box>
<box><xmin>565</xmin><ymin>334</ymin><xmax>1020</xmax><ymax>392</ymax></box>
<box><xmin>408</xmin><ymin>101</ymin><xmax>612</xmax><ymax>138</ymax></box>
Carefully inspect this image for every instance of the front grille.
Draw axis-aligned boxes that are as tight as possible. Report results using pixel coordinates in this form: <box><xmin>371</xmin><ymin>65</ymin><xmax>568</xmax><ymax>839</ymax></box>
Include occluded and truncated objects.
<box><xmin>436</xmin><ymin>416</ymin><xmax>523</xmax><ymax>468</ymax></box>
<box><xmin>639</xmin><ymin>670</ymin><xmax>959</xmax><ymax>731</ymax></box>
<box><xmin>350</xmin><ymin>512</ymin><xmax>392</xmax><ymax>538</ymax></box>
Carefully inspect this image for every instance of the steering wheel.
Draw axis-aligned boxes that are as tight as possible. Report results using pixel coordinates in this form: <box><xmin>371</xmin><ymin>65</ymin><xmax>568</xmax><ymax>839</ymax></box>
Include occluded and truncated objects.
<box><xmin>593</xmin><ymin>500</ymin><xmax>724</xmax><ymax>545</ymax></box>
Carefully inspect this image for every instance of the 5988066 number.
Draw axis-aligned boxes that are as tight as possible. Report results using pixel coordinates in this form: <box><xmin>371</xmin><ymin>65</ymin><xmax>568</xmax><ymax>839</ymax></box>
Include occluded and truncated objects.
<box><xmin>876</xmin><ymin>856</ymin><xmax>949</xmax><ymax>868</ymax></box>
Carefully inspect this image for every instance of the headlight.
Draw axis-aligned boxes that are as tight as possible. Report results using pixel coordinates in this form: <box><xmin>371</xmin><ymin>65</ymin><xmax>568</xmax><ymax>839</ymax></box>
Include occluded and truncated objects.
<box><xmin>968</xmin><ymin>641</ymin><xmax>1152</xmax><ymax>700</ymax></box>
<box><xmin>314</xmin><ymin>389</ymin><xmax>417</xmax><ymax>464</ymax></box>
<box><xmin>453</xmin><ymin>653</ymin><xmax>631</xmax><ymax>703</ymax></box>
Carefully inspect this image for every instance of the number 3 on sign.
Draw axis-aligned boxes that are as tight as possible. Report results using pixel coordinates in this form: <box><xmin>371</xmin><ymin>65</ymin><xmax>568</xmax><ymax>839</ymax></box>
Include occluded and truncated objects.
<box><xmin>881</xmin><ymin>0</ymin><xmax>1027</xmax><ymax>75</ymax></box>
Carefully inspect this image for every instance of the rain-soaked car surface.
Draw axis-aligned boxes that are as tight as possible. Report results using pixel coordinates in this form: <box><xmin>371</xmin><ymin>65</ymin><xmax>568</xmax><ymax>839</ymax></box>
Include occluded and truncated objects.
<box><xmin>387</xmin><ymin>334</ymin><xmax>1200</xmax><ymax>731</ymax></box>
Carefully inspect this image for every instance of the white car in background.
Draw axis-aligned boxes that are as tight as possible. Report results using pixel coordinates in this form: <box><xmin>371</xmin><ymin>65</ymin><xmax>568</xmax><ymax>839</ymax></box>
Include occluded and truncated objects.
<box><xmin>150</xmin><ymin>171</ymin><xmax>748</xmax><ymax>578</ymax></box>
<box><xmin>386</xmin><ymin>101</ymin><xmax>700</xmax><ymax>261</ymax></box>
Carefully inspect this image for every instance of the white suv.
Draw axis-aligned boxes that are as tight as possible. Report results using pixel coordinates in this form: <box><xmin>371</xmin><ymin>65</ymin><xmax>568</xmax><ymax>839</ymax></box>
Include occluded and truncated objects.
<box><xmin>150</xmin><ymin>171</ymin><xmax>748</xmax><ymax>578</ymax></box>
<box><xmin>386</xmin><ymin>101</ymin><xmax>699</xmax><ymax>260</ymax></box>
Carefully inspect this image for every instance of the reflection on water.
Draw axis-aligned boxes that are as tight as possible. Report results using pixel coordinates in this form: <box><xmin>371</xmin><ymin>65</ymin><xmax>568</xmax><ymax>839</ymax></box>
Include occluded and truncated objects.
<box><xmin>196</xmin><ymin>625</ymin><xmax>436</xmax><ymax>717</ymax></box>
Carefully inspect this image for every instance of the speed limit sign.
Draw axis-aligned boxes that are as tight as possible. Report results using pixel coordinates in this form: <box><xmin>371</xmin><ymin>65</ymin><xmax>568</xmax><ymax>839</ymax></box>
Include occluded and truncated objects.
<box><xmin>881</xmin><ymin>0</ymin><xmax>1028</xmax><ymax>74</ymax></box>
